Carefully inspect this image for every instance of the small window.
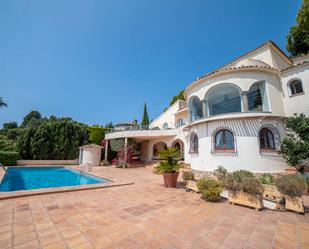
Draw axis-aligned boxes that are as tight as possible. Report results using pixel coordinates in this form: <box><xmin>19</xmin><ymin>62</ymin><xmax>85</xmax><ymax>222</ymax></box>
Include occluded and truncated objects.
<box><xmin>259</xmin><ymin>128</ymin><xmax>275</xmax><ymax>150</ymax></box>
<box><xmin>189</xmin><ymin>133</ymin><xmax>198</xmax><ymax>154</ymax></box>
<box><xmin>189</xmin><ymin>96</ymin><xmax>203</xmax><ymax>121</ymax></box>
<box><xmin>214</xmin><ymin>129</ymin><xmax>235</xmax><ymax>152</ymax></box>
<box><xmin>248</xmin><ymin>83</ymin><xmax>263</xmax><ymax>111</ymax></box>
<box><xmin>162</xmin><ymin>122</ymin><xmax>168</xmax><ymax>130</ymax></box>
<box><xmin>289</xmin><ymin>80</ymin><xmax>303</xmax><ymax>96</ymax></box>
<box><xmin>176</xmin><ymin>118</ymin><xmax>184</xmax><ymax>128</ymax></box>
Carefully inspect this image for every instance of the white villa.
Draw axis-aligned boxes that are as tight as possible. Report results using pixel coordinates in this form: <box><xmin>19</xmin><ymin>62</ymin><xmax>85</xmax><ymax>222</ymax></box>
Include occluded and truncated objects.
<box><xmin>105</xmin><ymin>41</ymin><xmax>309</xmax><ymax>173</ymax></box>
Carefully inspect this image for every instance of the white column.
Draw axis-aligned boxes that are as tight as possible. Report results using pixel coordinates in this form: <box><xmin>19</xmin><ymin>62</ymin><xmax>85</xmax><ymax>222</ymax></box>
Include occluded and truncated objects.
<box><xmin>124</xmin><ymin>137</ymin><xmax>128</xmax><ymax>162</ymax></box>
<box><xmin>242</xmin><ymin>91</ymin><xmax>249</xmax><ymax>112</ymax></box>
<box><xmin>79</xmin><ymin>148</ymin><xmax>83</xmax><ymax>165</ymax></box>
<box><xmin>104</xmin><ymin>140</ymin><xmax>109</xmax><ymax>161</ymax></box>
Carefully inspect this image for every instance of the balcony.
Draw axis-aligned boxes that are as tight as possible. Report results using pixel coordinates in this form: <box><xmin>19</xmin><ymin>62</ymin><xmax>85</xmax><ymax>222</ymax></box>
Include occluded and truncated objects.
<box><xmin>105</xmin><ymin>125</ymin><xmax>178</xmax><ymax>140</ymax></box>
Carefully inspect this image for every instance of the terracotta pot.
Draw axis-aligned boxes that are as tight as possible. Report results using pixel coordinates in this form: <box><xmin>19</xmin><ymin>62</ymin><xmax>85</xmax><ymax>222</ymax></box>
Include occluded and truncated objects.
<box><xmin>162</xmin><ymin>172</ymin><xmax>179</xmax><ymax>188</ymax></box>
<box><xmin>228</xmin><ymin>191</ymin><xmax>264</xmax><ymax>210</ymax></box>
<box><xmin>285</xmin><ymin>195</ymin><xmax>304</xmax><ymax>214</ymax></box>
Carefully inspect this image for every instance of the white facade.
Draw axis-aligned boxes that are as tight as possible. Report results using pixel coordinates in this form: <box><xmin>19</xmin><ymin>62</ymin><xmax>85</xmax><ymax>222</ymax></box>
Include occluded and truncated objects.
<box><xmin>105</xmin><ymin>41</ymin><xmax>309</xmax><ymax>173</ymax></box>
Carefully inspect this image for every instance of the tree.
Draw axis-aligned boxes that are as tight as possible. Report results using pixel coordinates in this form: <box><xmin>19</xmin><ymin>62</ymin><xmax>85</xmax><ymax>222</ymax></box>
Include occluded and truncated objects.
<box><xmin>280</xmin><ymin>114</ymin><xmax>309</xmax><ymax>170</ymax></box>
<box><xmin>17</xmin><ymin>117</ymin><xmax>89</xmax><ymax>160</ymax></box>
<box><xmin>169</xmin><ymin>89</ymin><xmax>185</xmax><ymax>106</ymax></box>
<box><xmin>3</xmin><ymin>122</ymin><xmax>18</xmax><ymax>130</ymax></box>
<box><xmin>21</xmin><ymin>110</ymin><xmax>42</xmax><ymax>128</ymax></box>
<box><xmin>0</xmin><ymin>97</ymin><xmax>7</xmax><ymax>108</ymax></box>
<box><xmin>0</xmin><ymin>135</ymin><xmax>16</xmax><ymax>151</ymax></box>
<box><xmin>1</xmin><ymin>122</ymin><xmax>20</xmax><ymax>140</ymax></box>
<box><xmin>141</xmin><ymin>102</ymin><xmax>150</xmax><ymax>126</ymax></box>
<box><xmin>17</xmin><ymin>127</ymin><xmax>36</xmax><ymax>159</ymax></box>
<box><xmin>286</xmin><ymin>0</ymin><xmax>309</xmax><ymax>56</ymax></box>
<box><xmin>88</xmin><ymin>126</ymin><xmax>107</xmax><ymax>145</ymax></box>
<box><xmin>105</xmin><ymin>122</ymin><xmax>114</xmax><ymax>129</ymax></box>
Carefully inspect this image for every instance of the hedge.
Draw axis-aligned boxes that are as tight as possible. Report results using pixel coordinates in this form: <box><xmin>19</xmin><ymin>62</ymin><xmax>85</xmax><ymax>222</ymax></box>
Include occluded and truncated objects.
<box><xmin>0</xmin><ymin>151</ymin><xmax>19</xmax><ymax>166</ymax></box>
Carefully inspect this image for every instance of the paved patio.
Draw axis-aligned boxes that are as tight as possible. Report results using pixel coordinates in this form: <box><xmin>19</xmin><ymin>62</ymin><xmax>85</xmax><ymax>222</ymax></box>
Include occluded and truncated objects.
<box><xmin>0</xmin><ymin>165</ymin><xmax>308</xmax><ymax>249</ymax></box>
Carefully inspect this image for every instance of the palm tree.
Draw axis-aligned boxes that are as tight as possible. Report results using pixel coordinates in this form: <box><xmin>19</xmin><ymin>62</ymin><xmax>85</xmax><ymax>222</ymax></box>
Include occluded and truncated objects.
<box><xmin>0</xmin><ymin>98</ymin><xmax>7</xmax><ymax>108</ymax></box>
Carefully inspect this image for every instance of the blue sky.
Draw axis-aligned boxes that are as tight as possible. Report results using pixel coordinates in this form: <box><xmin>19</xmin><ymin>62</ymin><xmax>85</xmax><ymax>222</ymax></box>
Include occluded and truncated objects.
<box><xmin>0</xmin><ymin>0</ymin><xmax>302</xmax><ymax>126</ymax></box>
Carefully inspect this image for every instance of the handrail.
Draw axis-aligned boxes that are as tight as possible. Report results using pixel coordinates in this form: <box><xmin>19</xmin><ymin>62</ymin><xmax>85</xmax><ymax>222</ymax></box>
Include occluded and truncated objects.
<box><xmin>80</xmin><ymin>163</ymin><xmax>92</xmax><ymax>175</ymax></box>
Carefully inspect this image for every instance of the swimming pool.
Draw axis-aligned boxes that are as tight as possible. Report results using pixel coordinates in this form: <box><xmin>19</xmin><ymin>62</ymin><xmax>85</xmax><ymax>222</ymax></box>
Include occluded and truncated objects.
<box><xmin>0</xmin><ymin>167</ymin><xmax>109</xmax><ymax>192</ymax></box>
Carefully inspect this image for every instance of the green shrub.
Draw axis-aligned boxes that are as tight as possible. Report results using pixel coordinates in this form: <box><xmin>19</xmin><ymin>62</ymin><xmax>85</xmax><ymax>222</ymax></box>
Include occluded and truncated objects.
<box><xmin>116</xmin><ymin>161</ymin><xmax>128</xmax><ymax>168</ymax></box>
<box><xmin>214</xmin><ymin>166</ymin><xmax>227</xmax><ymax>181</ymax></box>
<box><xmin>197</xmin><ymin>177</ymin><xmax>223</xmax><ymax>202</ymax></box>
<box><xmin>0</xmin><ymin>151</ymin><xmax>19</xmax><ymax>166</ymax></box>
<box><xmin>279</xmin><ymin>114</ymin><xmax>309</xmax><ymax>169</ymax></box>
<box><xmin>233</xmin><ymin>170</ymin><xmax>254</xmax><ymax>181</ymax></box>
<box><xmin>153</xmin><ymin>148</ymin><xmax>182</xmax><ymax>174</ymax></box>
<box><xmin>88</xmin><ymin>126</ymin><xmax>107</xmax><ymax>145</ymax></box>
<box><xmin>100</xmin><ymin>160</ymin><xmax>111</xmax><ymax>166</ymax></box>
<box><xmin>241</xmin><ymin>177</ymin><xmax>264</xmax><ymax>195</ymax></box>
<box><xmin>182</xmin><ymin>171</ymin><xmax>194</xmax><ymax>181</ymax></box>
<box><xmin>224</xmin><ymin>170</ymin><xmax>263</xmax><ymax>195</ymax></box>
<box><xmin>275</xmin><ymin>174</ymin><xmax>307</xmax><ymax>197</ymax></box>
<box><xmin>260</xmin><ymin>173</ymin><xmax>274</xmax><ymax>185</ymax></box>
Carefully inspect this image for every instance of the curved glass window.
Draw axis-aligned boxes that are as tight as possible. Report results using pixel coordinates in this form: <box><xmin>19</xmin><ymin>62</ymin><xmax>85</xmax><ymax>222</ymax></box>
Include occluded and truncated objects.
<box><xmin>189</xmin><ymin>133</ymin><xmax>198</xmax><ymax>153</ymax></box>
<box><xmin>189</xmin><ymin>96</ymin><xmax>203</xmax><ymax>121</ymax></box>
<box><xmin>259</xmin><ymin>128</ymin><xmax>275</xmax><ymax>150</ymax></box>
<box><xmin>162</xmin><ymin>122</ymin><xmax>168</xmax><ymax>130</ymax></box>
<box><xmin>248</xmin><ymin>82</ymin><xmax>269</xmax><ymax>112</ymax></box>
<box><xmin>215</xmin><ymin>129</ymin><xmax>235</xmax><ymax>152</ymax></box>
<box><xmin>176</xmin><ymin>118</ymin><xmax>184</xmax><ymax>128</ymax></box>
<box><xmin>207</xmin><ymin>85</ymin><xmax>241</xmax><ymax>116</ymax></box>
<box><xmin>289</xmin><ymin>80</ymin><xmax>303</xmax><ymax>95</ymax></box>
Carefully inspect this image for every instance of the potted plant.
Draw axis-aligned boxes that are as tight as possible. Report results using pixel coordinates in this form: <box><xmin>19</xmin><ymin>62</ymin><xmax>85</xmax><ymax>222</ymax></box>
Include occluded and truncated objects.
<box><xmin>275</xmin><ymin>174</ymin><xmax>307</xmax><ymax>213</ymax></box>
<box><xmin>153</xmin><ymin>147</ymin><xmax>183</xmax><ymax>188</ymax></box>
<box><xmin>197</xmin><ymin>177</ymin><xmax>223</xmax><ymax>202</ymax></box>
<box><xmin>260</xmin><ymin>173</ymin><xmax>283</xmax><ymax>202</ymax></box>
<box><xmin>182</xmin><ymin>171</ymin><xmax>198</xmax><ymax>192</ymax></box>
<box><xmin>225</xmin><ymin>170</ymin><xmax>264</xmax><ymax>210</ymax></box>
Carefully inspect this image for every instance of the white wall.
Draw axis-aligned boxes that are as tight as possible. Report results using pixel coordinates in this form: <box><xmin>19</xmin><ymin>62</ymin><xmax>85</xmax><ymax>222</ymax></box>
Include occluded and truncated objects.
<box><xmin>149</xmin><ymin>100</ymin><xmax>181</xmax><ymax>129</ymax></box>
<box><xmin>185</xmin><ymin>118</ymin><xmax>287</xmax><ymax>173</ymax></box>
<box><xmin>281</xmin><ymin>65</ymin><xmax>309</xmax><ymax>116</ymax></box>
<box><xmin>224</xmin><ymin>45</ymin><xmax>290</xmax><ymax>71</ymax></box>
<box><xmin>186</xmin><ymin>70</ymin><xmax>285</xmax><ymax>117</ymax></box>
<box><xmin>80</xmin><ymin>147</ymin><xmax>102</xmax><ymax>166</ymax></box>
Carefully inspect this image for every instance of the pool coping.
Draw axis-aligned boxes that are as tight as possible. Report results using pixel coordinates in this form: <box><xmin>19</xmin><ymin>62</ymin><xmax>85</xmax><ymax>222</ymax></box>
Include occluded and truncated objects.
<box><xmin>0</xmin><ymin>165</ymin><xmax>135</xmax><ymax>200</ymax></box>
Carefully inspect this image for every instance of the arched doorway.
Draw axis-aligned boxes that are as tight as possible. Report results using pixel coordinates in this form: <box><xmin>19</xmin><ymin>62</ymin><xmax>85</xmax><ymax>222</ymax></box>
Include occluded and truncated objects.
<box><xmin>172</xmin><ymin>139</ymin><xmax>184</xmax><ymax>159</ymax></box>
<box><xmin>152</xmin><ymin>142</ymin><xmax>167</xmax><ymax>159</ymax></box>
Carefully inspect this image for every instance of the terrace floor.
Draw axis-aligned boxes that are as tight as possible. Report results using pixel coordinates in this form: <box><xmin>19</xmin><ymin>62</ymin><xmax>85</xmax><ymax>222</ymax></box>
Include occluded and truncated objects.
<box><xmin>0</xmin><ymin>165</ymin><xmax>309</xmax><ymax>249</ymax></box>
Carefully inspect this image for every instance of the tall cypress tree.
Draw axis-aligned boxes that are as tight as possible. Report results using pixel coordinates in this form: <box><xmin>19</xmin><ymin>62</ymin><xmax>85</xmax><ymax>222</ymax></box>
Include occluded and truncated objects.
<box><xmin>141</xmin><ymin>102</ymin><xmax>150</xmax><ymax>126</ymax></box>
<box><xmin>287</xmin><ymin>0</ymin><xmax>309</xmax><ymax>56</ymax></box>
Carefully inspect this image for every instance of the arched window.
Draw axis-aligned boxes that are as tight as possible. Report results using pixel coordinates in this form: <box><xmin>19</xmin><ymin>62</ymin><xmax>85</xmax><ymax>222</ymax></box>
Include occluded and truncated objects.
<box><xmin>162</xmin><ymin>122</ymin><xmax>168</xmax><ymax>130</ymax></box>
<box><xmin>172</xmin><ymin>140</ymin><xmax>184</xmax><ymax>159</ymax></box>
<box><xmin>189</xmin><ymin>133</ymin><xmax>198</xmax><ymax>154</ymax></box>
<box><xmin>153</xmin><ymin>142</ymin><xmax>167</xmax><ymax>158</ymax></box>
<box><xmin>214</xmin><ymin>129</ymin><xmax>235</xmax><ymax>152</ymax></box>
<box><xmin>189</xmin><ymin>96</ymin><xmax>203</xmax><ymax>122</ymax></box>
<box><xmin>206</xmin><ymin>84</ymin><xmax>241</xmax><ymax>116</ymax></box>
<box><xmin>248</xmin><ymin>83</ymin><xmax>262</xmax><ymax>111</ymax></box>
<box><xmin>289</xmin><ymin>79</ymin><xmax>304</xmax><ymax>96</ymax></box>
<box><xmin>259</xmin><ymin>128</ymin><xmax>275</xmax><ymax>150</ymax></box>
<box><xmin>176</xmin><ymin>118</ymin><xmax>184</xmax><ymax>128</ymax></box>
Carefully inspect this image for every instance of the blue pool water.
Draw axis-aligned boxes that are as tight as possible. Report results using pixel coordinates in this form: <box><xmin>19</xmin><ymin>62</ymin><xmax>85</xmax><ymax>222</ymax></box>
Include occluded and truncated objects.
<box><xmin>0</xmin><ymin>167</ymin><xmax>108</xmax><ymax>192</ymax></box>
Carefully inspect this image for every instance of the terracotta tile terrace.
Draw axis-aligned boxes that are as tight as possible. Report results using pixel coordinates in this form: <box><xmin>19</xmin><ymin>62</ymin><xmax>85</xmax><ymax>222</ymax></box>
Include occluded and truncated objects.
<box><xmin>0</xmin><ymin>165</ymin><xmax>308</xmax><ymax>249</ymax></box>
